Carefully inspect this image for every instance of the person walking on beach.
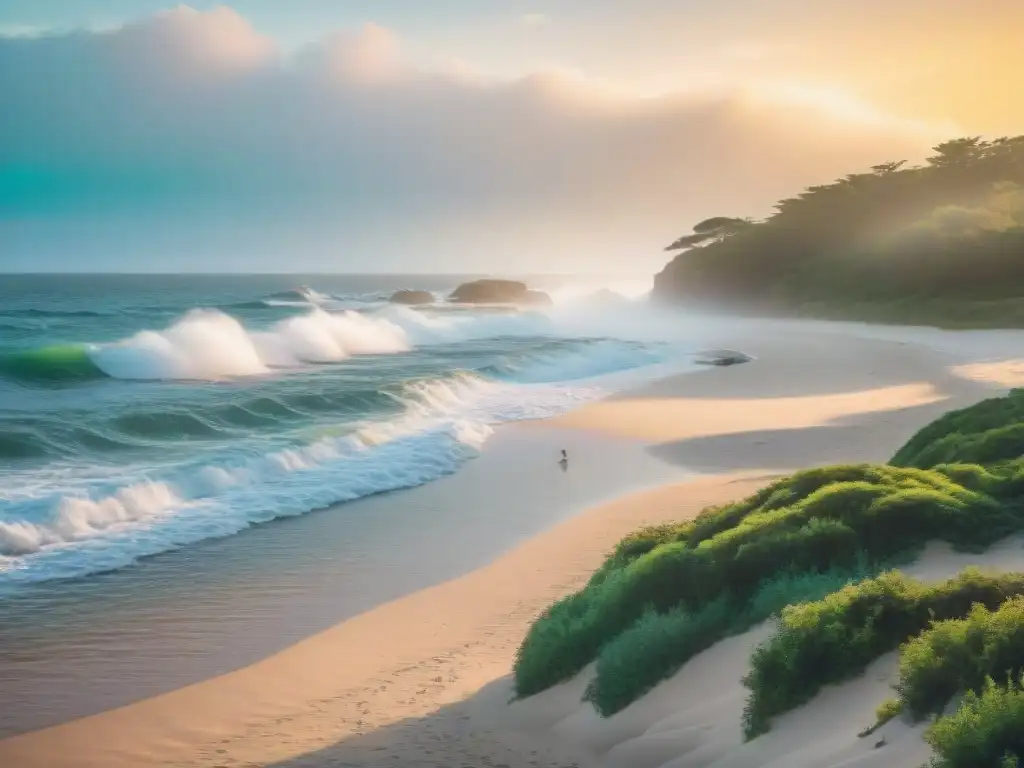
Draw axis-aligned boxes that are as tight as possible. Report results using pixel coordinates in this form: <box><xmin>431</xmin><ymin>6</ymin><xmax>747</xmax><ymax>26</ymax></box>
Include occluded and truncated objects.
<box><xmin>559</xmin><ymin>449</ymin><xmax>568</xmax><ymax>471</ymax></box>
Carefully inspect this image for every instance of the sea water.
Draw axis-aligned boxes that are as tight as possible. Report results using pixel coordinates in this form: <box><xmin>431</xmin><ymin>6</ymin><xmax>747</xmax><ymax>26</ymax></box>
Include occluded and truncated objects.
<box><xmin>0</xmin><ymin>274</ymin><xmax>703</xmax><ymax>733</ymax></box>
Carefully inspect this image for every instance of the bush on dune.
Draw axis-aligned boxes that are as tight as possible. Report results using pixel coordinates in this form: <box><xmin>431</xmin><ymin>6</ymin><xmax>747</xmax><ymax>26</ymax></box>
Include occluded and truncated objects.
<box><xmin>894</xmin><ymin>596</ymin><xmax>1024</xmax><ymax>720</ymax></box>
<box><xmin>927</xmin><ymin>676</ymin><xmax>1024</xmax><ymax>768</ymax></box>
<box><xmin>585</xmin><ymin>598</ymin><xmax>734</xmax><ymax>716</ymax></box>
<box><xmin>515</xmin><ymin>389</ymin><xmax>1024</xmax><ymax>751</ymax></box>
<box><xmin>587</xmin><ymin>565</ymin><xmax>877</xmax><ymax>716</ymax></box>
<box><xmin>742</xmin><ymin>570</ymin><xmax>1024</xmax><ymax>738</ymax></box>
<box><xmin>513</xmin><ymin>462</ymin><xmax>1017</xmax><ymax>701</ymax></box>
<box><xmin>891</xmin><ymin>389</ymin><xmax>1024</xmax><ymax>469</ymax></box>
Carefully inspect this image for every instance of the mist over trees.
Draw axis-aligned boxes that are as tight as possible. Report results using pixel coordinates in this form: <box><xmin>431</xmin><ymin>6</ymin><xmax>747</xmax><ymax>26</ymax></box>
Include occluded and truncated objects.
<box><xmin>653</xmin><ymin>136</ymin><xmax>1024</xmax><ymax>315</ymax></box>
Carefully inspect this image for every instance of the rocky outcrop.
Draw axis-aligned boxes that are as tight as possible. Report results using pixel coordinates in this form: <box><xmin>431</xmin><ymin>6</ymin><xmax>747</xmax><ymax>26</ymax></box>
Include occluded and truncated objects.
<box><xmin>448</xmin><ymin>280</ymin><xmax>552</xmax><ymax>306</ymax></box>
<box><xmin>695</xmin><ymin>349</ymin><xmax>753</xmax><ymax>367</ymax></box>
<box><xmin>389</xmin><ymin>289</ymin><xmax>434</xmax><ymax>305</ymax></box>
<box><xmin>522</xmin><ymin>290</ymin><xmax>554</xmax><ymax>306</ymax></box>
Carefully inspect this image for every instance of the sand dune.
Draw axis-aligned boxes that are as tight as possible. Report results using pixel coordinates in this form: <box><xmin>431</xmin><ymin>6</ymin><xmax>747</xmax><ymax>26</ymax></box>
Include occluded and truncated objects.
<box><xmin>2</xmin><ymin>321</ymin><xmax>1023</xmax><ymax>767</ymax></box>
<box><xmin>508</xmin><ymin>534</ymin><xmax>1024</xmax><ymax>768</ymax></box>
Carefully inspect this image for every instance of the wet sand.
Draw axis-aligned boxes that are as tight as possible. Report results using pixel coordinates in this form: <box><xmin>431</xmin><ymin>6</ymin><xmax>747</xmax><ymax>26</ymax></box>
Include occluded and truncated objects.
<box><xmin>0</xmin><ymin>425</ymin><xmax>685</xmax><ymax>737</ymax></box>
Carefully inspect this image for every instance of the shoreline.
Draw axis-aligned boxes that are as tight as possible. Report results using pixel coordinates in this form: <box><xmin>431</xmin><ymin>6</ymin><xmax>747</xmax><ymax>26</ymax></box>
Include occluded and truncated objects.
<box><xmin>0</xmin><ymin>471</ymin><xmax>772</xmax><ymax>768</ymax></box>
<box><xmin>0</xmin><ymin>421</ymin><xmax>686</xmax><ymax>739</ymax></box>
<box><xmin>3</xmin><ymin>322</ymin><xmax>1023</xmax><ymax>767</ymax></box>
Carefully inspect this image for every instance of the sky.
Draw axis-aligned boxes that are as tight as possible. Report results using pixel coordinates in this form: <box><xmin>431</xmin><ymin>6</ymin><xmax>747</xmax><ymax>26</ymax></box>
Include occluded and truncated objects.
<box><xmin>1</xmin><ymin>1</ymin><xmax>1021</xmax><ymax>273</ymax></box>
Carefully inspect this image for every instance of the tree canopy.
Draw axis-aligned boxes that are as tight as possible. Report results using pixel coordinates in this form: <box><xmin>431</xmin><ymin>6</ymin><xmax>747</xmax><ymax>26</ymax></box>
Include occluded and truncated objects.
<box><xmin>653</xmin><ymin>135</ymin><xmax>1024</xmax><ymax>314</ymax></box>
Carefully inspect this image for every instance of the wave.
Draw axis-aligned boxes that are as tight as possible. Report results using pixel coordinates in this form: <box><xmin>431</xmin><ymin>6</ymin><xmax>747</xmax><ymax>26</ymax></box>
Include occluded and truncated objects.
<box><xmin>0</xmin><ymin>373</ymin><xmax>543</xmax><ymax>584</ymax></box>
<box><xmin>0</xmin><ymin>308</ymin><xmax>413</xmax><ymax>384</ymax></box>
<box><xmin>0</xmin><ymin>431</ymin><xmax>55</xmax><ymax>460</ymax></box>
<box><xmin>486</xmin><ymin>338</ymin><xmax>665</xmax><ymax>383</ymax></box>
<box><xmin>0</xmin><ymin>424</ymin><xmax>139</xmax><ymax>461</ymax></box>
<box><xmin>1</xmin><ymin>279</ymin><xmax>668</xmax><ymax>387</ymax></box>
<box><xmin>0</xmin><ymin>308</ymin><xmax>109</xmax><ymax>319</ymax></box>
<box><xmin>222</xmin><ymin>300</ymin><xmax>284</xmax><ymax>311</ymax></box>
<box><xmin>0</xmin><ymin>345</ymin><xmax>106</xmax><ymax>383</ymax></box>
<box><xmin>0</xmin><ymin>302</ymin><xmax>561</xmax><ymax>385</ymax></box>
<box><xmin>0</xmin><ymin>336</ymin><xmax>659</xmax><ymax>461</ymax></box>
<box><xmin>0</xmin><ymin>385</ymin><xmax>402</xmax><ymax>461</ymax></box>
<box><xmin>265</xmin><ymin>286</ymin><xmax>333</xmax><ymax>305</ymax></box>
<box><xmin>0</xmin><ymin>335</ymin><xmax>677</xmax><ymax>585</ymax></box>
<box><xmin>0</xmin><ymin>283</ymin><xmax>689</xmax><ymax>587</ymax></box>
<box><xmin>378</xmin><ymin>304</ymin><xmax>554</xmax><ymax>341</ymax></box>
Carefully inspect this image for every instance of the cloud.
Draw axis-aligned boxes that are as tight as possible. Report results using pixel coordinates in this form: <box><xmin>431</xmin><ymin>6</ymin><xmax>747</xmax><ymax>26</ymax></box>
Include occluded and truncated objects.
<box><xmin>0</xmin><ymin>6</ymin><xmax>953</xmax><ymax>272</ymax></box>
<box><xmin>0</xmin><ymin>23</ymin><xmax>49</xmax><ymax>38</ymax></box>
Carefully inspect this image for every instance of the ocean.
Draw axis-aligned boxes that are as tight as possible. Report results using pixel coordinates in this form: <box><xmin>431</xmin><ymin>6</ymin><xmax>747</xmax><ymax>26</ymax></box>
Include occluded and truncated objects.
<box><xmin>0</xmin><ymin>274</ymin><xmax>706</xmax><ymax>588</ymax></box>
<box><xmin>0</xmin><ymin>273</ymin><xmax>702</xmax><ymax>733</ymax></box>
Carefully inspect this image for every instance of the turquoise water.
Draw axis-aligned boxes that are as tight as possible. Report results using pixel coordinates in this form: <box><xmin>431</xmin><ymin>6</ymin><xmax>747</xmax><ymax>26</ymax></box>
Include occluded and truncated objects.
<box><xmin>0</xmin><ymin>274</ymin><xmax>680</xmax><ymax>591</ymax></box>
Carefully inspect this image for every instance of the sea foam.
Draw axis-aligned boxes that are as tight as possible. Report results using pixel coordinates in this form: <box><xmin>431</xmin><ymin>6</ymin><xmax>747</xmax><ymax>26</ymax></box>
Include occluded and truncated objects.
<box><xmin>0</xmin><ymin>291</ymin><xmax>692</xmax><ymax>589</ymax></box>
<box><xmin>88</xmin><ymin>308</ymin><xmax>411</xmax><ymax>380</ymax></box>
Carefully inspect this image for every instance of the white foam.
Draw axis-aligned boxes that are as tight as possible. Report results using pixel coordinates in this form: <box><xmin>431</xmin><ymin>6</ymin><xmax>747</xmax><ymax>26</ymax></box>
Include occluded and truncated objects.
<box><xmin>0</xmin><ymin>349</ymin><xmax>674</xmax><ymax>587</ymax></box>
<box><xmin>0</xmin><ymin>287</ymin><xmax>706</xmax><ymax>588</ymax></box>
<box><xmin>379</xmin><ymin>304</ymin><xmax>556</xmax><ymax>343</ymax></box>
<box><xmin>79</xmin><ymin>282</ymin><xmax>709</xmax><ymax>383</ymax></box>
<box><xmin>88</xmin><ymin>308</ymin><xmax>410</xmax><ymax>380</ymax></box>
<box><xmin>90</xmin><ymin>310</ymin><xmax>268</xmax><ymax>379</ymax></box>
<box><xmin>252</xmin><ymin>308</ymin><xmax>408</xmax><ymax>366</ymax></box>
<box><xmin>0</xmin><ymin>482</ymin><xmax>181</xmax><ymax>556</ymax></box>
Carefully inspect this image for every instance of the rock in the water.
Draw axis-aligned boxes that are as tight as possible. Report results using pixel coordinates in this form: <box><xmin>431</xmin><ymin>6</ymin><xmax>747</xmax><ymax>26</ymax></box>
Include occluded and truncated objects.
<box><xmin>448</xmin><ymin>279</ymin><xmax>551</xmax><ymax>305</ymax></box>
<box><xmin>389</xmin><ymin>289</ymin><xmax>434</xmax><ymax>305</ymax></box>
<box><xmin>695</xmin><ymin>349</ymin><xmax>752</xmax><ymax>367</ymax></box>
<box><xmin>522</xmin><ymin>290</ymin><xmax>553</xmax><ymax>306</ymax></box>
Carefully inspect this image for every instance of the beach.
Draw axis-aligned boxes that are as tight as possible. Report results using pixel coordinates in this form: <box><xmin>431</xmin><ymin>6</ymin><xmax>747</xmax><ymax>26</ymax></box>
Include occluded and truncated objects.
<box><xmin>3</xmin><ymin>319</ymin><xmax>1024</xmax><ymax>768</ymax></box>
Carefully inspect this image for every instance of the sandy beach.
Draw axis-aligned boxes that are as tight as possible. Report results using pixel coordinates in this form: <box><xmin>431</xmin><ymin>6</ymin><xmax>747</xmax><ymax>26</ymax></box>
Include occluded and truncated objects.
<box><xmin>4</xmin><ymin>320</ymin><xmax>1024</xmax><ymax>768</ymax></box>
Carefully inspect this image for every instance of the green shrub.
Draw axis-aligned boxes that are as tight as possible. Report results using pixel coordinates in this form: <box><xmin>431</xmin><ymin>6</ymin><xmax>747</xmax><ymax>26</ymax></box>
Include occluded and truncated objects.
<box><xmin>586</xmin><ymin>598</ymin><xmax>733</xmax><ymax>715</ymax></box>
<box><xmin>895</xmin><ymin>597</ymin><xmax>1024</xmax><ymax>719</ymax></box>
<box><xmin>927</xmin><ymin>676</ymin><xmax>1024</xmax><ymax>768</ymax></box>
<box><xmin>585</xmin><ymin>523</ymin><xmax>687</xmax><ymax>587</ymax></box>
<box><xmin>514</xmin><ymin>463</ymin><xmax>1014</xmax><ymax>699</ymax></box>
<box><xmin>586</xmin><ymin>565</ymin><xmax>876</xmax><ymax>716</ymax></box>
<box><xmin>513</xmin><ymin>566</ymin><xmax>638</xmax><ymax>699</ymax></box>
<box><xmin>891</xmin><ymin>390</ymin><xmax>1024</xmax><ymax>469</ymax></box>
<box><xmin>517</xmin><ymin>390</ymin><xmax>1024</xmax><ymax>735</ymax></box>
<box><xmin>876</xmin><ymin>697</ymin><xmax>902</xmax><ymax>725</ymax></box>
<box><xmin>742</xmin><ymin>569</ymin><xmax>1024</xmax><ymax>739</ymax></box>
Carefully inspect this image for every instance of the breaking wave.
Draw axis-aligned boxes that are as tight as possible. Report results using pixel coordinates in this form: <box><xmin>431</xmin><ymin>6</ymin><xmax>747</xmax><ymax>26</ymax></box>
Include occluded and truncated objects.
<box><xmin>0</xmin><ymin>281</ymin><xmax>694</xmax><ymax>590</ymax></box>
<box><xmin>0</xmin><ymin>304</ymin><xmax>562</xmax><ymax>384</ymax></box>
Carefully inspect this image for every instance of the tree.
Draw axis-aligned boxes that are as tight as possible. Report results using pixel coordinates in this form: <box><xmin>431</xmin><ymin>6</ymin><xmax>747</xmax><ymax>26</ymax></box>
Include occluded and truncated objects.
<box><xmin>927</xmin><ymin>137</ymin><xmax>986</xmax><ymax>168</ymax></box>
<box><xmin>653</xmin><ymin>130</ymin><xmax>1024</xmax><ymax>308</ymax></box>
<box><xmin>665</xmin><ymin>232</ymin><xmax>716</xmax><ymax>251</ymax></box>
<box><xmin>692</xmin><ymin>216</ymin><xmax>752</xmax><ymax>234</ymax></box>
<box><xmin>871</xmin><ymin>161</ymin><xmax>908</xmax><ymax>176</ymax></box>
<box><xmin>665</xmin><ymin>217</ymin><xmax>754</xmax><ymax>251</ymax></box>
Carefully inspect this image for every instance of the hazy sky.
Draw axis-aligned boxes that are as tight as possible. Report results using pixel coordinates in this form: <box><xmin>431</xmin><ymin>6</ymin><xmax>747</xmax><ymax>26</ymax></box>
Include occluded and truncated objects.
<box><xmin>1</xmin><ymin>2</ymin><xmax>1019</xmax><ymax>273</ymax></box>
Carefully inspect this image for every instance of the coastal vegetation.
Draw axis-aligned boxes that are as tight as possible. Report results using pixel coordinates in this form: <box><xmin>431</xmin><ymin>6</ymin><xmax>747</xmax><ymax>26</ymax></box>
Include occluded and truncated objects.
<box><xmin>652</xmin><ymin>135</ymin><xmax>1024</xmax><ymax>326</ymax></box>
<box><xmin>926</xmin><ymin>676</ymin><xmax>1024</xmax><ymax>768</ymax></box>
<box><xmin>895</xmin><ymin>596</ymin><xmax>1024</xmax><ymax>720</ymax></box>
<box><xmin>890</xmin><ymin>388</ymin><xmax>1024</xmax><ymax>470</ymax></box>
<box><xmin>743</xmin><ymin>570</ymin><xmax>1024</xmax><ymax>737</ymax></box>
<box><xmin>513</xmin><ymin>390</ymin><xmax>1024</xmax><ymax>765</ymax></box>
